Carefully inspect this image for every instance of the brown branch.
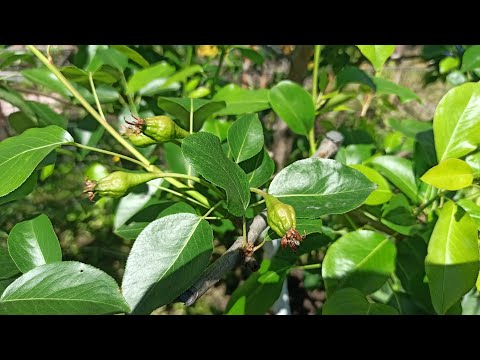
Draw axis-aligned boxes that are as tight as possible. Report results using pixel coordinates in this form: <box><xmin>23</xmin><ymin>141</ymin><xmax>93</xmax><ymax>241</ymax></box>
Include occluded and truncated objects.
<box><xmin>179</xmin><ymin>131</ymin><xmax>344</xmax><ymax>306</ymax></box>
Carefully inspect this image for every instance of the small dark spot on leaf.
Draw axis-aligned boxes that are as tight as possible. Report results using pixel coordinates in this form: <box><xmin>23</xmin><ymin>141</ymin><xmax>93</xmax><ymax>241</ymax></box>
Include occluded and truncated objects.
<box><xmin>80</xmin><ymin>270</ymin><xmax>84</xmax><ymax>273</ymax></box>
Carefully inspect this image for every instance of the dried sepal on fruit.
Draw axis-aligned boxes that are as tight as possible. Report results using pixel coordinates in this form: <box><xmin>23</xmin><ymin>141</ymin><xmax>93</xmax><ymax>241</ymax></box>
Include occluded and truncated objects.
<box><xmin>265</xmin><ymin>193</ymin><xmax>305</xmax><ymax>252</ymax></box>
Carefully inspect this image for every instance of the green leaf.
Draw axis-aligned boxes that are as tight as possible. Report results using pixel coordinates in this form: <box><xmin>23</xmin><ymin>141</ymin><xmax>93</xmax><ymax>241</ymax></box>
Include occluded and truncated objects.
<box><xmin>357</xmin><ymin>45</ymin><xmax>396</xmax><ymax>72</ymax></box>
<box><xmin>21</xmin><ymin>68</ymin><xmax>71</xmax><ymax>98</ymax></box>
<box><xmin>433</xmin><ymin>82</ymin><xmax>480</xmax><ymax>161</ymax></box>
<box><xmin>322</xmin><ymin>230</ymin><xmax>396</xmax><ymax>295</ymax></box>
<box><xmin>421</xmin><ymin>158</ymin><xmax>473</xmax><ymax>190</ymax></box>
<box><xmin>461</xmin><ymin>46</ymin><xmax>480</xmax><ymax>72</ymax></box>
<box><xmin>8</xmin><ymin>111</ymin><xmax>37</xmax><ymax>134</ymax></box>
<box><xmin>233</xmin><ymin>46</ymin><xmax>265</xmax><ymax>65</ymax></box>
<box><xmin>61</xmin><ymin>65</ymin><xmax>118</xmax><ymax>84</ymax></box>
<box><xmin>269</xmin><ymin>80</ymin><xmax>315</xmax><ymax>135</ymax></box>
<box><xmin>188</xmin><ymin>86</ymin><xmax>210</xmax><ymax>99</ymax></box>
<box><xmin>322</xmin><ymin>287</ymin><xmax>399</xmax><ymax>315</ymax></box>
<box><xmin>161</xmin><ymin>65</ymin><xmax>203</xmax><ymax>89</ymax></box>
<box><xmin>122</xmin><ymin>213</ymin><xmax>213</xmax><ymax>314</ymax></box>
<box><xmin>461</xmin><ymin>289</ymin><xmax>480</xmax><ymax>315</ymax></box>
<box><xmin>157</xmin><ymin>97</ymin><xmax>226</xmax><ymax>132</ymax></box>
<box><xmin>387</xmin><ymin>118</ymin><xmax>432</xmax><ymax>139</ymax></box>
<box><xmin>268</xmin><ymin>158</ymin><xmax>375</xmax><ymax>218</ymax></box>
<box><xmin>447</xmin><ymin>71</ymin><xmax>467</xmax><ymax>86</ymax></box>
<box><xmin>113</xmin><ymin>178</ymin><xmax>163</xmax><ymax>229</ymax></box>
<box><xmin>164</xmin><ymin>142</ymin><xmax>189</xmax><ymax>174</ymax></box>
<box><xmin>457</xmin><ymin>198</ymin><xmax>480</xmax><ymax>229</ymax></box>
<box><xmin>202</xmin><ymin>118</ymin><xmax>232</xmax><ymax>142</ymax></box>
<box><xmin>0</xmin><ymin>126</ymin><xmax>73</xmax><ymax>197</ymax></box>
<box><xmin>72</xmin><ymin>115</ymin><xmax>105</xmax><ymax>160</ymax></box>
<box><xmin>226</xmin><ymin>257</ymin><xmax>292</xmax><ymax>315</ymax></box>
<box><xmin>213</xmin><ymin>84</ymin><xmax>271</xmax><ymax>115</ymax></box>
<box><xmin>350</xmin><ymin>164</ymin><xmax>392</xmax><ymax>206</ymax></box>
<box><xmin>381</xmin><ymin>194</ymin><xmax>418</xmax><ymax>235</ymax></box>
<box><xmin>27</xmin><ymin>101</ymin><xmax>67</xmax><ymax>129</ymax></box>
<box><xmin>115</xmin><ymin>202</ymin><xmax>195</xmax><ymax>240</ymax></box>
<box><xmin>336</xmin><ymin>66</ymin><xmax>376</xmax><ymax>89</ymax></box>
<box><xmin>239</xmin><ymin>148</ymin><xmax>275</xmax><ymax>188</ymax></box>
<box><xmin>228</xmin><ymin>114</ymin><xmax>264</xmax><ymax>163</ymax></box>
<box><xmin>465</xmin><ymin>152</ymin><xmax>480</xmax><ymax>178</ymax></box>
<box><xmin>439</xmin><ymin>57</ymin><xmax>459</xmax><ymax>74</ymax></box>
<box><xmin>91</xmin><ymin>84</ymin><xmax>119</xmax><ymax>103</ymax></box>
<box><xmin>7</xmin><ymin>214</ymin><xmax>62</xmax><ymax>273</ymax></box>
<box><xmin>425</xmin><ymin>201</ymin><xmax>479</xmax><ymax>314</ymax></box>
<box><xmin>371</xmin><ymin>156</ymin><xmax>420</xmax><ymax>203</ymax></box>
<box><xmin>182</xmin><ymin>132</ymin><xmax>250</xmax><ymax>216</ymax></box>
<box><xmin>0</xmin><ymin>247</ymin><xmax>20</xmax><ymax>280</ymax></box>
<box><xmin>126</xmin><ymin>62</ymin><xmax>175</xmax><ymax>94</ymax></box>
<box><xmin>86</xmin><ymin>47</ymin><xmax>128</xmax><ymax>72</ymax></box>
<box><xmin>414</xmin><ymin>129</ymin><xmax>437</xmax><ymax>180</ymax></box>
<box><xmin>384</xmin><ymin>131</ymin><xmax>404</xmax><ymax>153</ymax></box>
<box><xmin>0</xmin><ymin>171</ymin><xmax>37</xmax><ymax>206</ymax></box>
<box><xmin>371</xmin><ymin>77</ymin><xmax>420</xmax><ymax>103</ymax></box>
<box><xmin>110</xmin><ymin>45</ymin><xmax>150</xmax><ymax>68</ymax></box>
<box><xmin>0</xmin><ymin>278</ymin><xmax>16</xmax><ymax>295</ymax></box>
<box><xmin>335</xmin><ymin>144</ymin><xmax>375</xmax><ymax>165</ymax></box>
<box><xmin>0</xmin><ymin>87</ymin><xmax>37</xmax><ymax>121</ymax></box>
<box><xmin>0</xmin><ymin>261</ymin><xmax>130</xmax><ymax>315</ymax></box>
<box><xmin>396</xmin><ymin>236</ymin><xmax>433</xmax><ymax>313</ymax></box>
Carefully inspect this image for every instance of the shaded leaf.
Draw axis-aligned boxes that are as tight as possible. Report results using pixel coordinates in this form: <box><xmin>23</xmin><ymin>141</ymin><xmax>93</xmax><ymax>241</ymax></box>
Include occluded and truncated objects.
<box><xmin>115</xmin><ymin>202</ymin><xmax>195</xmax><ymax>240</ymax></box>
<box><xmin>226</xmin><ymin>257</ymin><xmax>292</xmax><ymax>315</ymax></box>
<box><xmin>182</xmin><ymin>132</ymin><xmax>250</xmax><ymax>216</ymax></box>
<box><xmin>457</xmin><ymin>198</ymin><xmax>480</xmax><ymax>229</ymax></box>
<box><xmin>335</xmin><ymin>144</ymin><xmax>375</xmax><ymax>165</ymax></box>
<box><xmin>27</xmin><ymin>101</ymin><xmax>67</xmax><ymax>129</ymax></box>
<box><xmin>239</xmin><ymin>148</ymin><xmax>275</xmax><ymax>188</ymax></box>
<box><xmin>110</xmin><ymin>45</ymin><xmax>149</xmax><ymax>68</ymax></box>
<box><xmin>0</xmin><ymin>247</ymin><xmax>20</xmax><ymax>280</ymax></box>
<box><xmin>371</xmin><ymin>77</ymin><xmax>420</xmax><ymax>103</ymax></box>
<box><xmin>322</xmin><ymin>230</ymin><xmax>396</xmax><ymax>295</ymax></box>
<box><xmin>336</xmin><ymin>66</ymin><xmax>376</xmax><ymax>89</ymax></box>
<box><xmin>201</xmin><ymin>118</ymin><xmax>232</xmax><ymax>142</ymax></box>
<box><xmin>122</xmin><ymin>213</ymin><xmax>213</xmax><ymax>314</ymax></box>
<box><xmin>461</xmin><ymin>46</ymin><xmax>480</xmax><ymax>72</ymax></box>
<box><xmin>0</xmin><ymin>87</ymin><xmax>37</xmax><ymax>121</ymax></box>
<box><xmin>322</xmin><ymin>287</ymin><xmax>399</xmax><ymax>315</ymax></box>
<box><xmin>387</xmin><ymin>118</ymin><xmax>432</xmax><ymax>139</ymax></box>
<box><xmin>0</xmin><ymin>171</ymin><xmax>37</xmax><ymax>206</ymax></box>
<box><xmin>425</xmin><ymin>201</ymin><xmax>479</xmax><ymax>314</ymax></box>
